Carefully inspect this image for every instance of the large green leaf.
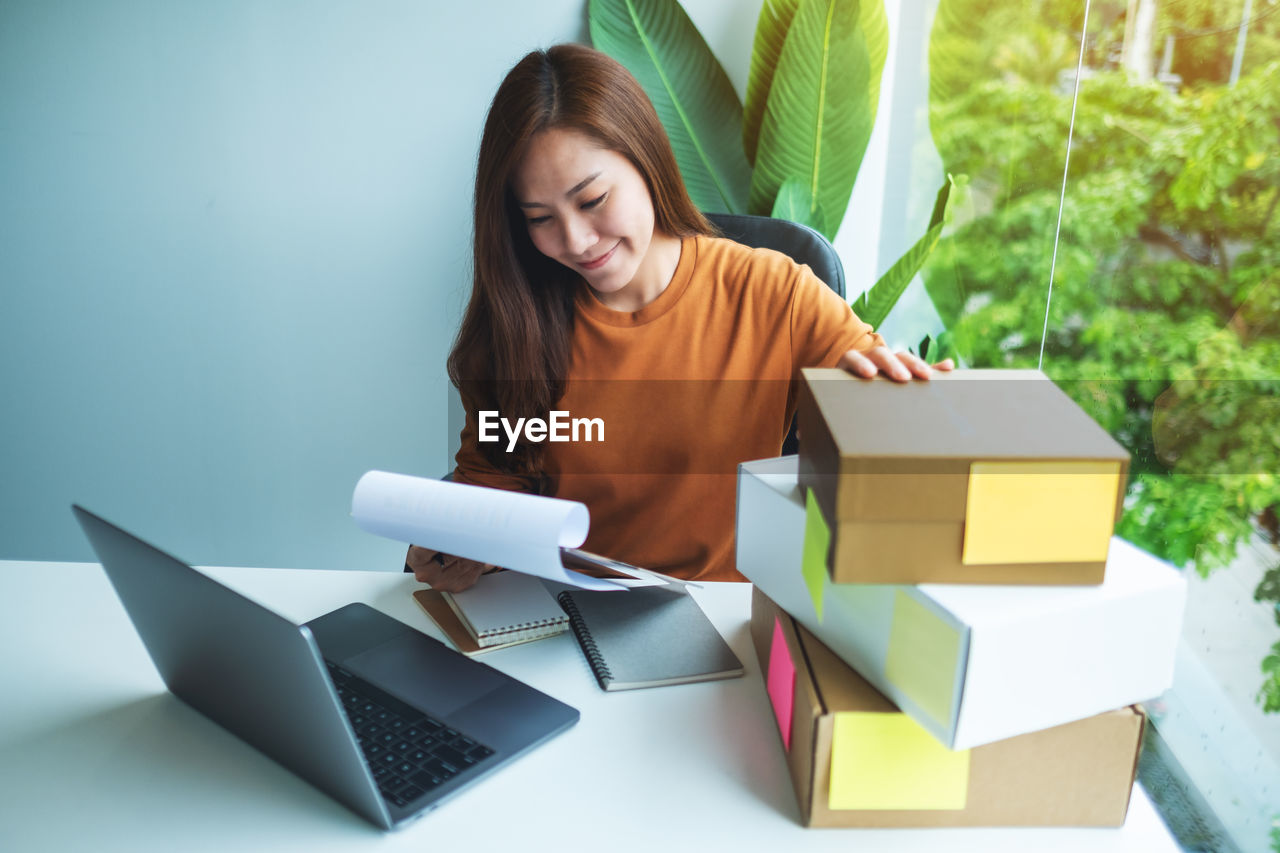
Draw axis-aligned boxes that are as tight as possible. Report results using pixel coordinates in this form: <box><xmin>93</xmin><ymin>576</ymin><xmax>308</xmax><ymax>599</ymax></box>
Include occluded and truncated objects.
<box><xmin>770</xmin><ymin>177</ymin><xmax>829</xmax><ymax>235</ymax></box>
<box><xmin>743</xmin><ymin>0</ymin><xmax>801</xmax><ymax>167</ymax></box>
<box><xmin>860</xmin><ymin>0</ymin><xmax>888</xmax><ymax>118</ymax></box>
<box><xmin>746</xmin><ymin>0</ymin><xmax>888</xmax><ymax>194</ymax></box>
<box><xmin>852</xmin><ymin>178</ymin><xmax>952</xmax><ymax>329</ymax></box>
<box><xmin>590</xmin><ymin>0</ymin><xmax>752</xmax><ymax>214</ymax></box>
<box><xmin>749</xmin><ymin>0</ymin><xmax>877</xmax><ymax>238</ymax></box>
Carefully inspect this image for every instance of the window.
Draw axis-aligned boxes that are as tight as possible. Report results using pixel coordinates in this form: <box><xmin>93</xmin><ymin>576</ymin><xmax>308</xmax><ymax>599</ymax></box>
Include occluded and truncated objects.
<box><xmin>877</xmin><ymin>1</ymin><xmax>1280</xmax><ymax>848</ymax></box>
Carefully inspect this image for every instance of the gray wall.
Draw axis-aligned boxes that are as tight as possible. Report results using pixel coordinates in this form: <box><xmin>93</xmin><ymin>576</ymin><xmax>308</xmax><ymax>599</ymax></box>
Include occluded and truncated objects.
<box><xmin>3</xmin><ymin>0</ymin><xmax>939</xmax><ymax>572</ymax></box>
<box><xmin>0</xmin><ymin>1</ymin><xmax>590</xmax><ymax>570</ymax></box>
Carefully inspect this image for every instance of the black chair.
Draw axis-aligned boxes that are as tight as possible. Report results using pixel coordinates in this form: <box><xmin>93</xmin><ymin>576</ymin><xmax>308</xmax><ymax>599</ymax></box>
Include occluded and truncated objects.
<box><xmin>706</xmin><ymin>212</ymin><xmax>847</xmax><ymax>454</ymax></box>
<box><xmin>706</xmin><ymin>213</ymin><xmax>846</xmax><ymax>299</ymax></box>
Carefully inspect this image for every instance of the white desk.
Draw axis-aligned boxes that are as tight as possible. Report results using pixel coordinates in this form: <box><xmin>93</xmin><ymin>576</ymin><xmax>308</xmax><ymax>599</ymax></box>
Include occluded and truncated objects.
<box><xmin>0</xmin><ymin>560</ymin><xmax>1180</xmax><ymax>852</ymax></box>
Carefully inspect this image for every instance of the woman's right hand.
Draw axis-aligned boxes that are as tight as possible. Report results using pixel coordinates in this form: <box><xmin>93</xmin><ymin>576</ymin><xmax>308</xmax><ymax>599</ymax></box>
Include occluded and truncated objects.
<box><xmin>405</xmin><ymin>545</ymin><xmax>494</xmax><ymax>593</ymax></box>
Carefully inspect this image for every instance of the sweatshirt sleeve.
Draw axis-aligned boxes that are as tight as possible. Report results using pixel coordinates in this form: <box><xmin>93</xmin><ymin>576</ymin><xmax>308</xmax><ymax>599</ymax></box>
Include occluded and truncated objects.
<box><xmin>789</xmin><ymin>263</ymin><xmax>885</xmax><ymax>377</ymax></box>
<box><xmin>451</xmin><ymin>395</ymin><xmax>543</xmax><ymax>494</ymax></box>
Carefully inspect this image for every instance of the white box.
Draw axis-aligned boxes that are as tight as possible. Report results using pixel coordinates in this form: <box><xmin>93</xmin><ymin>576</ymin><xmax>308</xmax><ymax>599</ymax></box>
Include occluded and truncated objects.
<box><xmin>736</xmin><ymin>456</ymin><xmax>1186</xmax><ymax>749</ymax></box>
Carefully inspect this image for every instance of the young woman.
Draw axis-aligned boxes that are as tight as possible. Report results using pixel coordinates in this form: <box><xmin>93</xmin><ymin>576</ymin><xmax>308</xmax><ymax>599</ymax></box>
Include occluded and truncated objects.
<box><xmin>409</xmin><ymin>44</ymin><xmax>950</xmax><ymax>591</ymax></box>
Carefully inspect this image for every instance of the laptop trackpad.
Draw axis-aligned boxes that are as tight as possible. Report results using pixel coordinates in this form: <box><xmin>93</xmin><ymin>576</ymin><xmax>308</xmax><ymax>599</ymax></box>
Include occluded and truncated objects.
<box><xmin>341</xmin><ymin>634</ymin><xmax>506</xmax><ymax>718</ymax></box>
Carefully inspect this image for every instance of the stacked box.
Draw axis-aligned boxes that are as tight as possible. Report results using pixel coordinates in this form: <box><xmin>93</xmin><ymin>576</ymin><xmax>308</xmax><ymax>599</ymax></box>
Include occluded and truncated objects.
<box><xmin>735</xmin><ymin>455</ymin><xmax>1185</xmax><ymax>750</ymax></box>
<box><xmin>750</xmin><ymin>588</ymin><xmax>1146</xmax><ymax>828</ymax></box>
<box><xmin>796</xmin><ymin>368</ymin><xmax>1131</xmax><ymax>585</ymax></box>
<box><xmin>735</xmin><ymin>371</ymin><xmax>1185</xmax><ymax>829</ymax></box>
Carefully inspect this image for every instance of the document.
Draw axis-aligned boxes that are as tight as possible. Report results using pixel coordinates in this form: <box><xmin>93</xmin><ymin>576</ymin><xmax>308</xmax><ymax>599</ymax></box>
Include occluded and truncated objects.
<box><xmin>351</xmin><ymin>470</ymin><xmax>625</xmax><ymax>590</ymax></box>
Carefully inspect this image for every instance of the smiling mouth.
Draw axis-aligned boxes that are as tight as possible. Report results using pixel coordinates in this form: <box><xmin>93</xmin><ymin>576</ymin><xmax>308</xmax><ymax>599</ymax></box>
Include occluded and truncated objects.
<box><xmin>578</xmin><ymin>244</ymin><xmax>618</xmax><ymax>271</ymax></box>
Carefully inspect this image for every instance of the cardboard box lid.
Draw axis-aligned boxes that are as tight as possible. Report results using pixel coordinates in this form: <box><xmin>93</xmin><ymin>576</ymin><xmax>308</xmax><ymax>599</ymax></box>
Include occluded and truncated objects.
<box><xmin>798</xmin><ymin>368</ymin><xmax>1131</xmax><ymax>535</ymax></box>
<box><xmin>800</xmin><ymin>368</ymin><xmax>1129</xmax><ymax>465</ymax></box>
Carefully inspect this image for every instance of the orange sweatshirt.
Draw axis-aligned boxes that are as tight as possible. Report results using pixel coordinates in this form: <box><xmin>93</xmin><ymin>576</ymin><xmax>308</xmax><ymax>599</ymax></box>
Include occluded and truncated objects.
<box><xmin>453</xmin><ymin>234</ymin><xmax>883</xmax><ymax>581</ymax></box>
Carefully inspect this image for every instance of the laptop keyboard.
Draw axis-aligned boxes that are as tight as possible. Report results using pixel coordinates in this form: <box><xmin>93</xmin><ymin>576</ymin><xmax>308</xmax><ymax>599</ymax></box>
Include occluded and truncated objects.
<box><xmin>326</xmin><ymin>661</ymin><xmax>495</xmax><ymax>809</ymax></box>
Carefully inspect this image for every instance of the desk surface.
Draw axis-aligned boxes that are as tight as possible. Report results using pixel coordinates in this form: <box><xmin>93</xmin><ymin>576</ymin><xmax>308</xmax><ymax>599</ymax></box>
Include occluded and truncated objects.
<box><xmin>0</xmin><ymin>560</ymin><xmax>1179</xmax><ymax>852</ymax></box>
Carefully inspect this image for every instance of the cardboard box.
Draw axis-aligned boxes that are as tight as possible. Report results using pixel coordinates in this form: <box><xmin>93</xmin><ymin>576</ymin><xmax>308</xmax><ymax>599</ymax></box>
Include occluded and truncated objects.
<box><xmin>751</xmin><ymin>587</ymin><xmax>1145</xmax><ymax>827</ymax></box>
<box><xmin>736</xmin><ymin>456</ymin><xmax>1184</xmax><ymax>749</ymax></box>
<box><xmin>796</xmin><ymin>368</ymin><xmax>1131</xmax><ymax>584</ymax></box>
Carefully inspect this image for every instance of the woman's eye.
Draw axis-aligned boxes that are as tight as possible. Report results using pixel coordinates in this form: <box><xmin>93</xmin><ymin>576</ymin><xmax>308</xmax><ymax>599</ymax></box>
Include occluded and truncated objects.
<box><xmin>526</xmin><ymin>215</ymin><xmax>551</xmax><ymax>226</ymax></box>
<box><xmin>582</xmin><ymin>193</ymin><xmax>607</xmax><ymax>210</ymax></box>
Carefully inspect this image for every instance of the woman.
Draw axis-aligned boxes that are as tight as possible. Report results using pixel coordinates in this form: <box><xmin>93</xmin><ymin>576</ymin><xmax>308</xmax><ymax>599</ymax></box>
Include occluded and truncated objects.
<box><xmin>409</xmin><ymin>44</ymin><xmax>949</xmax><ymax>591</ymax></box>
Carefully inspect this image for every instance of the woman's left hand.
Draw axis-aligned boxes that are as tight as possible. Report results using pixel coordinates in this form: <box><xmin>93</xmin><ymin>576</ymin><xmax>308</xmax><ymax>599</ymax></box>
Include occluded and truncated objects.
<box><xmin>836</xmin><ymin>345</ymin><xmax>954</xmax><ymax>382</ymax></box>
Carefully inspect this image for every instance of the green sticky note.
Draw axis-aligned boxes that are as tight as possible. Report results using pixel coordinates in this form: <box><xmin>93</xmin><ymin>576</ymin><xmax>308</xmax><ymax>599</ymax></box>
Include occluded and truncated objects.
<box><xmin>829</xmin><ymin>712</ymin><xmax>970</xmax><ymax>811</ymax></box>
<box><xmin>884</xmin><ymin>591</ymin><xmax>962</xmax><ymax>729</ymax></box>
<box><xmin>802</xmin><ymin>489</ymin><xmax>830</xmax><ymax>621</ymax></box>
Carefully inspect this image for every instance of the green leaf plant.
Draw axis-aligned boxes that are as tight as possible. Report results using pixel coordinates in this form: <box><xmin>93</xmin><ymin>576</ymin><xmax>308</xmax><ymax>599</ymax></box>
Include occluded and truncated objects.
<box><xmin>853</xmin><ymin>176</ymin><xmax>952</xmax><ymax>329</ymax></box>
<box><xmin>747</xmin><ymin>0</ymin><xmax>878</xmax><ymax>235</ymax></box>
<box><xmin>590</xmin><ymin>0</ymin><xmax>948</xmax><ymax>332</ymax></box>
<box><xmin>589</xmin><ymin>0</ymin><xmax>753</xmax><ymax>215</ymax></box>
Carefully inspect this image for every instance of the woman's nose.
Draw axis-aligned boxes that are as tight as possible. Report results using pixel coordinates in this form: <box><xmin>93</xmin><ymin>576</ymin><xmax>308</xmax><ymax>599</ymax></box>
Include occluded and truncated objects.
<box><xmin>563</xmin><ymin>217</ymin><xmax>597</xmax><ymax>257</ymax></box>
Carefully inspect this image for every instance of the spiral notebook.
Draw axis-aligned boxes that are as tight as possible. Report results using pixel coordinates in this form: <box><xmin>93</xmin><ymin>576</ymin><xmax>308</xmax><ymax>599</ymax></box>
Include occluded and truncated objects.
<box><xmin>556</xmin><ymin>585</ymin><xmax>744</xmax><ymax>691</ymax></box>
<box><xmin>414</xmin><ymin>571</ymin><xmax>568</xmax><ymax>655</ymax></box>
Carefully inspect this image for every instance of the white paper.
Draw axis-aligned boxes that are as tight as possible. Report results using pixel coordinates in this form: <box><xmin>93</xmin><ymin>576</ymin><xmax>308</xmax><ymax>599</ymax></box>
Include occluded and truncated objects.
<box><xmin>561</xmin><ymin>548</ymin><xmax>699</xmax><ymax>589</ymax></box>
<box><xmin>351</xmin><ymin>471</ymin><xmax>625</xmax><ymax>590</ymax></box>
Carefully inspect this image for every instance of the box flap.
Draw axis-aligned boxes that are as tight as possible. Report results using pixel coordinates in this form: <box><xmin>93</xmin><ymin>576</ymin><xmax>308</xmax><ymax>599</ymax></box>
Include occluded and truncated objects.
<box><xmin>1120</xmin><ymin>705</ymin><xmax>1148</xmax><ymax>822</ymax></box>
<box><xmin>796</xmin><ymin>619</ymin><xmax>899</xmax><ymax>713</ymax></box>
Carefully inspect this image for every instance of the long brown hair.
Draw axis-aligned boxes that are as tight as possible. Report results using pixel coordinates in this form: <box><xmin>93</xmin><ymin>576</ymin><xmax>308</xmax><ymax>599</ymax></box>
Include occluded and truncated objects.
<box><xmin>449</xmin><ymin>44</ymin><xmax>713</xmax><ymax>482</ymax></box>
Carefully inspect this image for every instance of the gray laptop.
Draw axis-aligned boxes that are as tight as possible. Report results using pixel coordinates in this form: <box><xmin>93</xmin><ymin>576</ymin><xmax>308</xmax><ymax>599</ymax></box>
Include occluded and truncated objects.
<box><xmin>72</xmin><ymin>505</ymin><xmax>579</xmax><ymax>830</ymax></box>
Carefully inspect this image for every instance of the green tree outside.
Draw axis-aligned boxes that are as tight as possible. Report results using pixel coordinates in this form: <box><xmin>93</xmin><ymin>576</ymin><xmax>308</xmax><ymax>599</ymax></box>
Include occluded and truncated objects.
<box><xmin>925</xmin><ymin>0</ymin><xmax>1280</xmax><ymax>719</ymax></box>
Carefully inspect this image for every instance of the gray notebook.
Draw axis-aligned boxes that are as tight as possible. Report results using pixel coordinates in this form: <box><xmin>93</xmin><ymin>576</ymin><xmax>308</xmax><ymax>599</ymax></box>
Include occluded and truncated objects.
<box><xmin>556</xmin><ymin>585</ymin><xmax>744</xmax><ymax>691</ymax></box>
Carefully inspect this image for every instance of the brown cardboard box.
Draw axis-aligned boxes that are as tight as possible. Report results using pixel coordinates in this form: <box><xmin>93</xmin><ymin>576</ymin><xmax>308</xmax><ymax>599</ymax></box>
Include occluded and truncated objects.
<box><xmin>750</xmin><ymin>587</ymin><xmax>1145</xmax><ymax>827</ymax></box>
<box><xmin>796</xmin><ymin>368</ymin><xmax>1130</xmax><ymax>584</ymax></box>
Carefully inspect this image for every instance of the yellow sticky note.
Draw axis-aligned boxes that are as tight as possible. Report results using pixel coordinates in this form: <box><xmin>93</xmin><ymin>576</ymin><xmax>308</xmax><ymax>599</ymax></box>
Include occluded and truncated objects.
<box><xmin>884</xmin><ymin>591</ymin><xmax>960</xmax><ymax>729</ymax></box>
<box><xmin>963</xmin><ymin>460</ymin><xmax>1121</xmax><ymax>565</ymax></box>
<box><xmin>829</xmin><ymin>712</ymin><xmax>970</xmax><ymax>811</ymax></box>
<box><xmin>802</xmin><ymin>489</ymin><xmax>830</xmax><ymax>621</ymax></box>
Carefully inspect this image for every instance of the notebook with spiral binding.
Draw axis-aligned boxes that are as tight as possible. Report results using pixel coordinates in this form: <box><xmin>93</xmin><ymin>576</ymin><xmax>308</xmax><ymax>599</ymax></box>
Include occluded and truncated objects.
<box><xmin>556</xmin><ymin>585</ymin><xmax>743</xmax><ymax>691</ymax></box>
<box><xmin>424</xmin><ymin>571</ymin><xmax>568</xmax><ymax>653</ymax></box>
<box><xmin>413</xmin><ymin>589</ymin><xmax>566</xmax><ymax>656</ymax></box>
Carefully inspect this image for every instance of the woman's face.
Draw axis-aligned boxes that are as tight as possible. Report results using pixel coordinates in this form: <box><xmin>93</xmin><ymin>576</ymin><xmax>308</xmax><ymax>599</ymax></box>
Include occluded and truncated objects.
<box><xmin>511</xmin><ymin>127</ymin><xmax>663</xmax><ymax>301</ymax></box>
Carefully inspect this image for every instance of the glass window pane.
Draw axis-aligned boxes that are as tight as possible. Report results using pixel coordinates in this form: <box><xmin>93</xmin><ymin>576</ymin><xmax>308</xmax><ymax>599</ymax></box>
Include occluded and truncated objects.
<box><xmin>920</xmin><ymin>1</ymin><xmax>1280</xmax><ymax>849</ymax></box>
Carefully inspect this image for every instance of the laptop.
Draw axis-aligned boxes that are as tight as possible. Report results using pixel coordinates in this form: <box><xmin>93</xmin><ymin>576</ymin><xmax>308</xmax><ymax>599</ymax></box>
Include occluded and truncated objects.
<box><xmin>72</xmin><ymin>505</ymin><xmax>579</xmax><ymax>830</ymax></box>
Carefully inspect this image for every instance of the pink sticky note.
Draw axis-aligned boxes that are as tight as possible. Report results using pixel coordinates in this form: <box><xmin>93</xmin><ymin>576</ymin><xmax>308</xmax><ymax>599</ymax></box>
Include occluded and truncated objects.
<box><xmin>767</xmin><ymin>616</ymin><xmax>797</xmax><ymax>751</ymax></box>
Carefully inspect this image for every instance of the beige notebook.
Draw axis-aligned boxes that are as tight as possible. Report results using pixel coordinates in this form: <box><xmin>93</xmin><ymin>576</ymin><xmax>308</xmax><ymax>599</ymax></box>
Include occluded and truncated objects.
<box><xmin>413</xmin><ymin>571</ymin><xmax>568</xmax><ymax>656</ymax></box>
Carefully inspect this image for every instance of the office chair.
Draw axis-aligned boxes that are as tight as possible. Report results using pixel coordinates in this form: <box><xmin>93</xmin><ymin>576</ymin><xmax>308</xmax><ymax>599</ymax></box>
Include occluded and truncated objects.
<box><xmin>706</xmin><ymin>212</ymin><xmax>847</xmax><ymax>454</ymax></box>
<box><xmin>706</xmin><ymin>213</ymin><xmax>846</xmax><ymax>299</ymax></box>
